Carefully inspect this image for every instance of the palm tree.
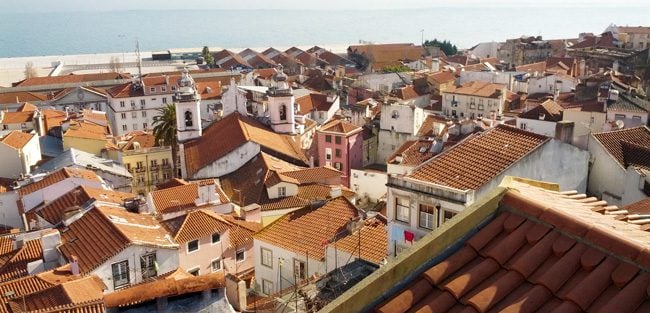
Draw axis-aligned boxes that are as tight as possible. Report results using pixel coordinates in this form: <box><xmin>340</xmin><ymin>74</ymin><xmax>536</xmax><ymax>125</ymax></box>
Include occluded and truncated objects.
<box><xmin>152</xmin><ymin>103</ymin><xmax>179</xmax><ymax>178</ymax></box>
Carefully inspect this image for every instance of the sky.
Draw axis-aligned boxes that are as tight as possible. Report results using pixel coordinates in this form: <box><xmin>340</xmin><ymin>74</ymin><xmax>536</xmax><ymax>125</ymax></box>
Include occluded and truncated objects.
<box><xmin>1</xmin><ymin>0</ymin><xmax>649</xmax><ymax>13</ymax></box>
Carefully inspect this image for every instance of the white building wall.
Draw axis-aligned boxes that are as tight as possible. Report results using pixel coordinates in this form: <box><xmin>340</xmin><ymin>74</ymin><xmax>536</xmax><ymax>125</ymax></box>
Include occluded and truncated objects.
<box><xmin>91</xmin><ymin>245</ymin><xmax>179</xmax><ymax>293</ymax></box>
<box><xmin>588</xmin><ymin>136</ymin><xmax>626</xmax><ymax>206</ymax></box>
<box><xmin>253</xmin><ymin>240</ymin><xmax>325</xmax><ymax>295</ymax></box>
<box><xmin>108</xmin><ymin>94</ymin><xmax>173</xmax><ymax>136</ymax></box>
<box><xmin>527</xmin><ymin>75</ymin><xmax>576</xmax><ymax>95</ymax></box>
<box><xmin>22</xmin><ymin>177</ymin><xmax>105</xmax><ymax>213</ymax></box>
<box><xmin>349</xmin><ymin>169</ymin><xmax>388</xmax><ymax>203</ymax></box>
<box><xmin>516</xmin><ymin>118</ymin><xmax>557</xmax><ymax>137</ymax></box>
<box><xmin>0</xmin><ymin>192</ymin><xmax>21</xmax><ymax>229</ymax></box>
<box><xmin>0</xmin><ymin>144</ymin><xmax>23</xmax><ymax>179</ymax></box>
<box><xmin>21</xmin><ymin>135</ymin><xmax>42</xmax><ymax>175</ymax></box>
<box><xmin>459</xmin><ymin>72</ymin><xmax>514</xmax><ymax>89</ymax></box>
<box><xmin>470</xmin><ymin>42</ymin><xmax>500</xmax><ymax>59</ymax></box>
<box><xmin>377</xmin><ymin>130</ymin><xmax>418</xmax><ymax>163</ymax></box>
<box><xmin>187</xmin><ymin>142</ymin><xmax>260</xmax><ymax>179</ymax></box>
<box><xmin>622</xmin><ymin>167</ymin><xmax>649</xmax><ymax>206</ymax></box>
<box><xmin>441</xmin><ymin>92</ymin><xmax>505</xmax><ymax>118</ymax></box>
<box><xmin>562</xmin><ymin>110</ymin><xmax>606</xmax><ymax>150</ymax></box>
<box><xmin>607</xmin><ymin>111</ymin><xmax>648</xmax><ymax>129</ymax></box>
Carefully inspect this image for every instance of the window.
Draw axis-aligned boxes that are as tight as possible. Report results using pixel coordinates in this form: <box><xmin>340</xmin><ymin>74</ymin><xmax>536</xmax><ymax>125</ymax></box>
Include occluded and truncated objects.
<box><xmin>143</xmin><ymin>122</ymin><xmax>148</xmax><ymax>129</ymax></box>
<box><xmin>335</xmin><ymin>149</ymin><xmax>342</xmax><ymax>158</ymax></box>
<box><xmin>150</xmin><ymin>87</ymin><xmax>155</xmax><ymax>93</ymax></box>
<box><xmin>121</xmin><ymin>113</ymin><xmax>126</xmax><ymax>119</ymax></box>
<box><xmin>325</xmin><ymin>148</ymin><xmax>332</xmax><ymax>160</ymax></box>
<box><xmin>211</xmin><ymin>258</ymin><xmax>221</xmax><ymax>272</ymax></box>
<box><xmin>294</xmin><ymin>259</ymin><xmax>306</xmax><ymax>280</ymax></box>
<box><xmin>236</xmin><ymin>249</ymin><xmax>245</xmax><ymax>262</ymax></box>
<box><xmin>185</xmin><ymin>111</ymin><xmax>193</xmax><ymax>127</ymax></box>
<box><xmin>171</xmin><ymin>86</ymin><xmax>176</xmax><ymax>91</ymax></box>
<box><xmin>395</xmin><ymin>197</ymin><xmax>410</xmax><ymax>223</ymax></box>
<box><xmin>325</xmin><ymin>135</ymin><xmax>332</xmax><ymax>143</ymax></box>
<box><xmin>278</xmin><ymin>186</ymin><xmax>286</xmax><ymax>197</ymax></box>
<box><xmin>111</xmin><ymin>260</ymin><xmax>130</xmax><ymax>289</ymax></box>
<box><xmin>163</xmin><ymin>173</ymin><xmax>170</xmax><ymax>180</ymax></box>
<box><xmin>614</xmin><ymin>114</ymin><xmax>626</xmax><ymax>120</ymax></box>
<box><xmin>161</xmin><ymin>86</ymin><xmax>167</xmax><ymax>92</ymax></box>
<box><xmin>162</xmin><ymin>158</ymin><xmax>169</xmax><ymax>165</ymax></box>
<box><xmin>2</xmin><ymin>125</ymin><xmax>6</xmax><ymax>130</ymax></box>
<box><xmin>451</xmin><ymin>110</ymin><xmax>457</xmax><ymax>117</ymax></box>
<box><xmin>136</xmin><ymin>161</ymin><xmax>143</xmax><ymax>169</ymax></box>
<box><xmin>440</xmin><ymin>210</ymin><xmax>457</xmax><ymax>226</ymax></box>
<box><xmin>633</xmin><ymin>115</ymin><xmax>642</xmax><ymax>120</ymax></box>
<box><xmin>279</xmin><ymin>104</ymin><xmax>287</xmax><ymax>120</ymax></box>
<box><xmin>478</xmin><ymin>103</ymin><xmax>484</xmax><ymax>110</ymax></box>
<box><xmin>211</xmin><ymin>233</ymin><xmax>220</xmax><ymax>244</ymax></box>
<box><xmin>125</xmin><ymin>163</ymin><xmax>131</xmax><ymax>170</ymax></box>
<box><xmin>261</xmin><ymin>248</ymin><xmax>273</xmax><ymax>268</ymax></box>
<box><xmin>140</xmin><ymin>99</ymin><xmax>146</xmax><ymax>106</ymax></box>
<box><xmin>140</xmin><ymin>253</ymin><xmax>157</xmax><ymax>279</ymax></box>
<box><xmin>188</xmin><ymin>268</ymin><xmax>199</xmax><ymax>276</ymax></box>
<box><xmin>335</xmin><ymin>136</ymin><xmax>342</xmax><ymax>145</ymax></box>
<box><xmin>469</xmin><ymin>102</ymin><xmax>476</xmax><ymax>109</ymax></box>
<box><xmin>262</xmin><ymin>279</ymin><xmax>274</xmax><ymax>295</ymax></box>
<box><xmin>520</xmin><ymin>123</ymin><xmax>527</xmax><ymax>130</ymax></box>
<box><xmin>131</xmin><ymin>112</ymin><xmax>137</xmax><ymax>118</ymax></box>
<box><xmin>187</xmin><ymin>240</ymin><xmax>199</xmax><ymax>253</ymax></box>
<box><xmin>122</xmin><ymin>124</ymin><xmax>127</xmax><ymax>131</ymax></box>
<box><xmin>162</xmin><ymin>97</ymin><xmax>167</xmax><ymax>104</ymax></box>
<box><xmin>334</xmin><ymin>162</ymin><xmax>342</xmax><ymax>171</ymax></box>
<box><xmin>419</xmin><ymin>204</ymin><xmax>436</xmax><ymax>230</ymax></box>
<box><xmin>132</xmin><ymin>123</ymin><xmax>137</xmax><ymax>130</ymax></box>
<box><xmin>130</xmin><ymin>100</ymin><xmax>136</xmax><ymax>107</ymax></box>
<box><xmin>142</xmin><ymin>111</ymin><xmax>147</xmax><ymax>118</ymax></box>
<box><xmin>120</xmin><ymin>101</ymin><xmax>125</xmax><ymax>108</ymax></box>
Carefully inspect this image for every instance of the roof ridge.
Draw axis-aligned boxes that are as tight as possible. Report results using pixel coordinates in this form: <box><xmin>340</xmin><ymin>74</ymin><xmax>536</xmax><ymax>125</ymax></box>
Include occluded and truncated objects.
<box><xmin>92</xmin><ymin>207</ymin><xmax>135</xmax><ymax>247</ymax></box>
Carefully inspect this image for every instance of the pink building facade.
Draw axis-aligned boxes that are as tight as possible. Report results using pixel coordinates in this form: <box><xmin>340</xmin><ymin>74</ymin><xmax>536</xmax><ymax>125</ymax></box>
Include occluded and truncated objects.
<box><xmin>317</xmin><ymin>120</ymin><xmax>363</xmax><ymax>187</ymax></box>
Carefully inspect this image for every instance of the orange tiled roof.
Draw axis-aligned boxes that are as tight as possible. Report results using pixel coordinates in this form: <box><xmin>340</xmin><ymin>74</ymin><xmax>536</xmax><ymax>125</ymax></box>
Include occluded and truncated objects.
<box><xmin>103</xmin><ymin>268</ymin><xmax>224</xmax><ymax>308</ymax></box>
<box><xmin>63</xmin><ymin>120</ymin><xmax>110</xmax><ymax>141</ymax></box>
<box><xmin>331</xmin><ymin>215</ymin><xmax>387</xmax><ymax>264</ymax></box>
<box><xmin>295</xmin><ymin>93</ymin><xmax>333</xmax><ymax>114</ymax></box>
<box><xmin>387</xmin><ymin>140</ymin><xmax>441</xmax><ymax>166</ymax></box>
<box><xmin>254</xmin><ymin>197</ymin><xmax>359</xmax><ymax>260</ymax></box>
<box><xmin>1</xmin><ymin>111</ymin><xmax>34</xmax><ymax>124</ymax></box>
<box><xmin>31</xmin><ymin>186</ymin><xmax>135</xmax><ymax>226</ymax></box>
<box><xmin>408</xmin><ymin>125</ymin><xmax>549</xmax><ymax>190</ymax></box>
<box><xmin>515</xmin><ymin>61</ymin><xmax>547</xmax><ymax>73</ymax></box>
<box><xmin>196</xmin><ymin>81</ymin><xmax>222</xmax><ymax>100</ymax></box>
<box><xmin>42</xmin><ymin>109</ymin><xmax>67</xmax><ymax>133</ymax></box>
<box><xmin>618</xmin><ymin>26</ymin><xmax>650</xmax><ymax>35</ymax></box>
<box><xmin>444</xmin><ymin>81</ymin><xmax>505</xmax><ymax>98</ymax></box>
<box><xmin>6</xmin><ymin>276</ymin><xmax>104</xmax><ymax>313</ymax></box>
<box><xmin>518</xmin><ymin>99</ymin><xmax>563</xmax><ymax>122</ymax></box>
<box><xmin>0</xmin><ymin>131</ymin><xmax>34</xmax><ymax>150</ymax></box>
<box><xmin>253</xmin><ymin>68</ymin><xmax>278</xmax><ymax>80</ymax></box>
<box><xmin>592</xmin><ymin>126</ymin><xmax>650</xmax><ymax>170</ymax></box>
<box><xmin>149</xmin><ymin>183</ymin><xmax>201</xmax><ymax>215</ymax></box>
<box><xmin>427</xmin><ymin>71</ymin><xmax>456</xmax><ymax>85</ymax></box>
<box><xmin>119</xmin><ymin>130</ymin><xmax>158</xmax><ymax>151</ymax></box>
<box><xmin>375</xmin><ymin>180</ymin><xmax>650</xmax><ymax>313</ymax></box>
<box><xmin>13</xmin><ymin>73</ymin><xmax>130</xmax><ymax>87</ymax></box>
<box><xmin>16</xmin><ymin>102</ymin><xmax>38</xmax><ymax>112</ymax></box>
<box><xmin>183</xmin><ymin>112</ymin><xmax>308</xmax><ymax>178</ymax></box>
<box><xmin>220</xmin><ymin>214</ymin><xmax>261</xmax><ymax>248</ymax></box>
<box><xmin>59</xmin><ymin>206</ymin><xmax>175</xmax><ymax>273</ymax></box>
<box><xmin>163</xmin><ymin>209</ymin><xmax>231</xmax><ymax>244</ymax></box>
<box><xmin>319</xmin><ymin>119</ymin><xmax>361</xmax><ymax>135</ymax></box>
<box><xmin>416</xmin><ymin>115</ymin><xmax>451</xmax><ymax>137</ymax></box>
<box><xmin>0</xmin><ymin>239</ymin><xmax>43</xmax><ymax>283</ymax></box>
<box><xmin>0</xmin><ymin>276</ymin><xmax>55</xmax><ymax>312</ymax></box>
<box><xmin>392</xmin><ymin>85</ymin><xmax>426</xmax><ymax>101</ymax></box>
<box><xmin>281</xmin><ymin>166</ymin><xmax>342</xmax><ymax>184</ymax></box>
<box><xmin>0</xmin><ymin>92</ymin><xmax>48</xmax><ymax>104</ymax></box>
<box><xmin>17</xmin><ymin>167</ymin><xmax>101</xmax><ymax>196</ymax></box>
<box><xmin>155</xmin><ymin>178</ymin><xmax>189</xmax><ymax>190</ymax></box>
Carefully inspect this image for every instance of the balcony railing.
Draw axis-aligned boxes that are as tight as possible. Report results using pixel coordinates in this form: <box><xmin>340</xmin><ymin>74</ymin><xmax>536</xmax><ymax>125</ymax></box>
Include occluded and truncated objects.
<box><xmin>150</xmin><ymin>165</ymin><xmax>159</xmax><ymax>171</ymax></box>
<box><xmin>135</xmin><ymin>167</ymin><xmax>147</xmax><ymax>173</ymax></box>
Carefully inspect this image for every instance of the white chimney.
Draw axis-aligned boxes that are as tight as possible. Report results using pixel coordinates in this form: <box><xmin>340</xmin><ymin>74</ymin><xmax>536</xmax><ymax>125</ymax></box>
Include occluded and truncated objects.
<box><xmin>70</xmin><ymin>256</ymin><xmax>80</xmax><ymax>275</ymax></box>
<box><xmin>330</xmin><ymin>187</ymin><xmax>342</xmax><ymax>198</ymax></box>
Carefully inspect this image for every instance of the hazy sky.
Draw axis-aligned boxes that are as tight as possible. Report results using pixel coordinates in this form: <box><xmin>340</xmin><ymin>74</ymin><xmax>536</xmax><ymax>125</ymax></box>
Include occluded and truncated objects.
<box><xmin>2</xmin><ymin>0</ymin><xmax>649</xmax><ymax>13</ymax></box>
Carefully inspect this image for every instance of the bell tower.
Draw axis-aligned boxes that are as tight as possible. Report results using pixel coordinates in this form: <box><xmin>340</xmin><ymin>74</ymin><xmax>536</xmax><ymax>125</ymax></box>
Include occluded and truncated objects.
<box><xmin>266</xmin><ymin>65</ymin><xmax>295</xmax><ymax>134</ymax></box>
<box><xmin>175</xmin><ymin>68</ymin><xmax>202</xmax><ymax>142</ymax></box>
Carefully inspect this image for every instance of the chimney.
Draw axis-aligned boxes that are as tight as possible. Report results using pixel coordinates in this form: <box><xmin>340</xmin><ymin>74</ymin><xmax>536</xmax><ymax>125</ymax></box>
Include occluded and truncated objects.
<box><xmin>330</xmin><ymin>186</ymin><xmax>342</xmax><ymax>198</ymax></box>
<box><xmin>555</xmin><ymin>121</ymin><xmax>574</xmax><ymax>144</ymax></box>
<box><xmin>70</xmin><ymin>255</ymin><xmax>80</xmax><ymax>275</ymax></box>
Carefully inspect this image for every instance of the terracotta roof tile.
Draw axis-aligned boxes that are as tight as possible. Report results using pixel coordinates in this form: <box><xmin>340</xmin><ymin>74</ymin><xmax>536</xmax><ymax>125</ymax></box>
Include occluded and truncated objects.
<box><xmin>17</xmin><ymin>168</ymin><xmax>101</xmax><ymax>196</ymax></box>
<box><xmin>149</xmin><ymin>181</ymin><xmax>227</xmax><ymax>215</ymax></box>
<box><xmin>0</xmin><ymin>92</ymin><xmax>48</xmax><ymax>104</ymax></box>
<box><xmin>196</xmin><ymin>80</ymin><xmax>222</xmax><ymax>100</ymax></box>
<box><xmin>1</xmin><ymin>111</ymin><xmax>34</xmax><ymax>124</ymax></box>
<box><xmin>387</xmin><ymin>140</ymin><xmax>443</xmax><ymax>166</ymax></box>
<box><xmin>376</xmin><ymin>180</ymin><xmax>650</xmax><ymax>313</ymax></box>
<box><xmin>254</xmin><ymin>197</ymin><xmax>359</xmax><ymax>260</ymax></box>
<box><xmin>155</xmin><ymin>178</ymin><xmax>188</xmax><ymax>190</ymax></box>
<box><xmin>16</xmin><ymin>103</ymin><xmax>37</xmax><ymax>112</ymax></box>
<box><xmin>42</xmin><ymin>109</ymin><xmax>67</xmax><ymax>133</ymax></box>
<box><xmin>0</xmin><ymin>131</ymin><xmax>35</xmax><ymax>150</ymax></box>
<box><xmin>31</xmin><ymin>186</ymin><xmax>135</xmax><ymax>226</ymax></box>
<box><xmin>392</xmin><ymin>85</ymin><xmax>426</xmax><ymax>100</ymax></box>
<box><xmin>518</xmin><ymin>99</ymin><xmax>563</xmax><ymax>122</ymax></box>
<box><xmin>163</xmin><ymin>209</ymin><xmax>231</xmax><ymax>244</ymax></box>
<box><xmin>408</xmin><ymin>125</ymin><xmax>549</xmax><ymax>190</ymax></box>
<box><xmin>7</xmin><ymin>276</ymin><xmax>104</xmax><ymax>313</ymax></box>
<box><xmin>515</xmin><ymin>61</ymin><xmax>547</xmax><ymax>73</ymax></box>
<box><xmin>280</xmin><ymin>166</ymin><xmax>342</xmax><ymax>184</ymax></box>
<box><xmin>592</xmin><ymin>126</ymin><xmax>650</xmax><ymax>170</ymax></box>
<box><xmin>59</xmin><ymin>206</ymin><xmax>175</xmax><ymax>273</ymax></box>
<box><xmin>331</xmin><ymin>215</ymin><xmax>387</xmax><ymax>264</ymax></box>
<box><xmin>0</xmin><ymin>239</ymin><xmax>43</xmax><ymax>283</ymax></box>
<box><xmin>416</xmin><ymin>115</ymin><xmax>451</xmax><ymax>137</ymax></box>
<box><xmin>427</xmin><ymin>71</ymin><xmax>456</xmax><ymax>85</ymax></box>
<box><xmin>63</xmin><ymin>120</ymin><xmax>111</xmax><ymax>141</ymax></box>
<box><xmin>14</xmin><ymin>73</ymin><xmax>130</xmax><ymax>88</ymax></box>
<box><xmin>183</xmin><ymin>113</ymin><xmax>308</xmax><ymax>178</ymax></box>
<box><xmin>295</xmin><ymin>93</ymin><xmax>334</xmax><ymax>114</ymax></box>
<box><xmin>103</xmin><ymin>268</ymin><xmax>224</xmax><ymax>308</ymax></box>
<box><xmin>319</xmin><ymin>119</ymin><xmax>361</xmax><ymax>135</ymax></box>
<box><xmin>444</xmin><ymin>81</ymin><xmax>506</xmax><ymax>98</ymax></box>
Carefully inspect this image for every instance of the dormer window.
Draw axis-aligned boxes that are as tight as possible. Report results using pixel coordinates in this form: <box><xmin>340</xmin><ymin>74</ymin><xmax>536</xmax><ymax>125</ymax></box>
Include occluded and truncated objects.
<box><xmin>185</xmin><ymin>111</ymin><xmax>193</xmax><ymax>127</ymax></box>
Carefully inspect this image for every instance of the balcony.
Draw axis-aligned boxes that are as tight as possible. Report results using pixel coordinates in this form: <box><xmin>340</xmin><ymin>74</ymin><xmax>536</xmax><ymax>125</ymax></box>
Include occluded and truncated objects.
<box><xmin>150</xmin><ymin>165</ymin><xmax>159</xmax><ymax>171</ymax></box>
<box><xmin>161</xmin><ymin>164</ymin><xmax>172</xmax><ymax>170</ymax></box>
<box><xmin>135</xmin><ymin>167</ymin><xmax>147</xmax><ymax>173</ymax></box>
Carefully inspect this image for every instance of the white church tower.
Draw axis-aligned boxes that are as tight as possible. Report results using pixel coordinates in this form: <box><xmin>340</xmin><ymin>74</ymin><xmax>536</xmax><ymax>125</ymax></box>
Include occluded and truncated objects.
<box><xmin>266</xmin><ymin>65</ymin><xmax>296</xmax><ymax>134</ymax></box>
<box><xmin>221</xmin><ymin>78</ymin><xmax>248</xmax><ymax>117</ymax></box>
<box><xmin>175</xmin><ymin>68</ymin><xmax>202</xmax><ymax>142</ymax></box>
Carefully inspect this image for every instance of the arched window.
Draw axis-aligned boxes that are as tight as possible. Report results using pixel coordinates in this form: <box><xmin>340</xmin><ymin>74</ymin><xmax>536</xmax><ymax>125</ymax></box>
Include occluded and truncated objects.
<box><xmin>185</xmin><ymin>111</ymin><xmax>193</xmax><ymax>127</ymax></box>
<box><xmin>279</xmin><ymin>104</ymin><xmax>287</xmax><ymax>121</ymax></box>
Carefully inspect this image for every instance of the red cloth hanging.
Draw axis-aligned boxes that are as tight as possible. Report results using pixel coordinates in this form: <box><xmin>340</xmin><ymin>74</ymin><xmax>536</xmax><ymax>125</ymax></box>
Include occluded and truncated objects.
<box><xmin>404</xmin><ymin>230</ymin><xmax>415</xmax><ymax>243</ymax></box>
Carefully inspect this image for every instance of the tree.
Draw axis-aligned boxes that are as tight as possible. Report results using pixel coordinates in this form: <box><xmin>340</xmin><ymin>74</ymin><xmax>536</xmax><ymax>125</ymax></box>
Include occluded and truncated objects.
<box><xmin>108</xmin><ymin>56</ymin><xmax>123</xmax><ymax>73</ymax></box>
<box><xmin>202</xmin><ymin>46</ymin><xmax>214</xmax><ymax>67</ymax></box>
<box><xmin>424</xmin><ymin>39</ymin><xmax>458</xmax><ymax>56</ymax></box>
<box><xmin>381</xmin><ymin>64</ymin><xmax>411</xmax><ymax>73</ymax></box>
<box><xmin>24</xmin><ymin>61</ymin><xmax>37</xmax><ymax>79</ymax></box>
<box><xmin>152</xmin><ymin>103</ymin><xmax>179</xmax><ymax>178</ymax></box>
